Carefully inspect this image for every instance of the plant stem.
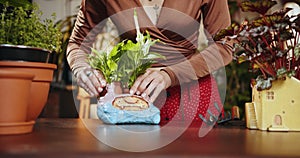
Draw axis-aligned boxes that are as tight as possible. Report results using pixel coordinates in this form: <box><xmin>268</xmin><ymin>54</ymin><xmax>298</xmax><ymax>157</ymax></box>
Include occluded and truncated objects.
<box><xmin>277</xmin><ymin>30</ymin><xmax>284</xmax><ymax>51</ymax></box>
<box><xmin>247</xmin><ymin>36</ymin><xmax>257</xmax><ymax>52</ymax></box>
<box><xmin>284</xmin><ymin>40</ymin><xmax>289</xmax><ymax>71</ymax></box>
<box><xmin>260</xmin><ymin>35</ymin><xmax>275</xmax><ymax>56</ymax></box>
<box><xmin>254</xmin><ymin>60</ymin><xmax>267</xmax><ymax>79</ymax></box>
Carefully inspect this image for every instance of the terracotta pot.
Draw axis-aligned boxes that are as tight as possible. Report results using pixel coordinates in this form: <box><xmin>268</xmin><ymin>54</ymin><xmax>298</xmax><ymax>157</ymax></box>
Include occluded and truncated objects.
<box><xmin>0</xmin><ymin>70</ymin><xmax>34</xmax><ymax>122</ymax></box>
<box><xmin>0</xmin><ymin>70</ymin><xmax>35</xmax><ymax>135</ymax></box>
<box><xmin>0</xmin><ymin>61</ymin><xmax>57</xmax><ymax>121</ymax></box>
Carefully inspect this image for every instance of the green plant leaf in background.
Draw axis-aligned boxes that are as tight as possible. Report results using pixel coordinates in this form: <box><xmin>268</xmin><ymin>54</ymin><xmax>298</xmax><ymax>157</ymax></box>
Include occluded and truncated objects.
<box><xmin>0</xmin><ymin>2</ymin><xmax>62</xmax><ymax>52</ymax></box>
<box><xmin>0</xmin><ymin>0</ymin><xmax>32</xmax><ymax>8</ymax></box>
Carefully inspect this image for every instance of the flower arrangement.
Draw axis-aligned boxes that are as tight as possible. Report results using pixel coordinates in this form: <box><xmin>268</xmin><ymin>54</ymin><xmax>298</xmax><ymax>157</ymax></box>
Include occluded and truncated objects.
<box><xmin>88</xmin><ymin>9</ymin><xmax>165</xmax><ymax>89</ymax></box>
<box><xmin>214</xmin><ymin>0</ymin><xmax>300</xmax><ymax>90</ymax></box>
<box><xmin>0</xmin><ymin>1</ymin><xmax>62</xmax><ymax>53</ymax></box>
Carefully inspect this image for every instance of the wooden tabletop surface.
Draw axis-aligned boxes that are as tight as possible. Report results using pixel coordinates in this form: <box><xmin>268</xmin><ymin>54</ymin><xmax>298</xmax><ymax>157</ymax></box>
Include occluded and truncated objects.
<box><xmin>1</xmin><ymin>118</ymin><xmax>300</xmax><ymax>158</ymax></box>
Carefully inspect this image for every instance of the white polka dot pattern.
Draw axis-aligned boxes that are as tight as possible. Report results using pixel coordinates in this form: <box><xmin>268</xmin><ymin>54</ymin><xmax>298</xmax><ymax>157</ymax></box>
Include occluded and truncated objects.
<box><xmin>155</xmin><ymin>75</ymin><xmax>224</xmax><ymax>125</ymax></box>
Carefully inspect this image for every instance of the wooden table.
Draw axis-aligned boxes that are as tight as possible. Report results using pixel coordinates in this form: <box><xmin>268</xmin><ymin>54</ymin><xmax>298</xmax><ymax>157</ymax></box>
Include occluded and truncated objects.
<box><xmin>1</xmin><ymin>118</ymin><xmax>300</xmax><ymax>158</ymax></box>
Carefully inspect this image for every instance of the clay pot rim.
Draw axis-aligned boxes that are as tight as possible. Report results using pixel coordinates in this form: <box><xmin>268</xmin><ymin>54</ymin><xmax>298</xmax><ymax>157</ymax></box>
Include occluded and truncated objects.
<box><xmin>0</xmin><ymin>44</ymin><xmax>51</xmax><ymax>53</ymax></box>
<box><xmin>0</xmin><ymin>120</ymin><xmax>35</xmax><ymax>127</ymax></box>
<box><xmin>0</xmin><ymin>70</ymin><xmax>35</xmax><ymax>79</ymax></box>
<box><xmin>0</xmin><ymin>61</ymin><xmax>57</xmax><ymax>69</ymax></box>
<box><xmin>0</xmin><ymin>120</ymin><xmax>35</xmax><ymax>135</ymax></box>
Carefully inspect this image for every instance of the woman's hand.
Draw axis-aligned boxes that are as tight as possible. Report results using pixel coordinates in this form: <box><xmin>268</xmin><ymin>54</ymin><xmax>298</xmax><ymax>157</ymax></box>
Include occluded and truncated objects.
<box><xmin>130</xmin><ymin>68</ymin><xmax>171</xmax><ymax>103</ymax></box>
<box><xmin>77</xmin><ymin>67</ymin><xmax>107</xmax><ymax>97</ymax></box>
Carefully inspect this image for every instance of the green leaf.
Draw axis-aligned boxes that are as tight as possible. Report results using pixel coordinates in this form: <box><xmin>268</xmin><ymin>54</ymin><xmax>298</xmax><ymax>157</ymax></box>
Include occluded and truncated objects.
<box><xmin>213</xmin><ymin>22</ymin><xmax>240</xmax><ymax>41</ymax></box>
<box><xmin>143</xmin><ymin>52</ymin><xmax>166</xmax><ymax>60</ymax></box>
<box><xmin>107</xmin><ymin>60</ymin><xmax>118</xmax><ymax>71</ymax></box>
<box><xmin>277</xmin><ymin>68</ymin><xmax>287</xmax><ymax>79</ymax></box>
<box><xmin>122</xmin><ymin>40</ymin><xmax>140</xmax><ymax>52</ymax></box>
<box><xmin>109</xmin><ymin>41</ymin><xmax>124</xmax><ymax>60</ymax></box>
<box><xmin>237</xmin><ymin>54</ymin><xmax>248</xmax><ymax>64</ymax></box>
<box><xmin>255</xmin><ymin>76</ymin><xmax>273</xmax><ymax>91</ymax></box>
<box><xmin>251</xmin><ymin>8</ymin><xmax>291</xmax><ymax>27</ymax></box>
<box><xmin>240</xmin><ymin>0</ymin><xmax>277</xmax><ymax>15</ymax></box>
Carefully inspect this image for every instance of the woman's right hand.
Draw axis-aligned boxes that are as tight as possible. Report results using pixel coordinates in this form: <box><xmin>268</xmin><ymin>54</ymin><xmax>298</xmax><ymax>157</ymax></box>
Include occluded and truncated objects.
<box><xmin>77</xmin><ymin>67</ymin><xmax>107</xmax><ymax>97</ymax></box>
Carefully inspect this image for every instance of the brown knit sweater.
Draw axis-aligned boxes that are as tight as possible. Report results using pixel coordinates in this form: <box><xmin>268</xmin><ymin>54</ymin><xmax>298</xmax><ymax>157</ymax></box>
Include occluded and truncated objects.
<box><xmin>67</xmin><ymin>0</ymin><xmax>233</xmax><ymax>86</ymax></box>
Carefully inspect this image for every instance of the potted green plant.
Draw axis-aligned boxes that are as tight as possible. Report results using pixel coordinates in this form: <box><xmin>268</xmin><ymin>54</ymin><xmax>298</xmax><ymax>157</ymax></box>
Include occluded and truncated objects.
<box><xmin>0</xmin><ymin>0</ymin><xmax>62</xmax><ymax>134</ymax></box>
<box><xmin>215</xmin><ymin>0</ymin><xmax>300</xmax><ymax>131</ymax></box>
<box><xmin>87</xmin><ymin>10</ymin><xmax>164</xmax><ymax>124</ymax></box>
<box><xmin>0</xmin><ymin>1</ymin><xmax>62</xmax><ymax>62</ymax></box>
<box><xmin>88</xmin><ymin>10</ymin><xmax>164</xmax><ymax>92</ymax></box>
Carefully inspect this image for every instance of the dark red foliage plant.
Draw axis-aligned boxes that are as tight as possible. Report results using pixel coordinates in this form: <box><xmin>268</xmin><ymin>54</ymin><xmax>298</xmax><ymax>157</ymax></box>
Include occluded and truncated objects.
<box><xmin>215</xmin><ymin>0</ymin><xmax>300</xmax><ymax>90</ymax></box>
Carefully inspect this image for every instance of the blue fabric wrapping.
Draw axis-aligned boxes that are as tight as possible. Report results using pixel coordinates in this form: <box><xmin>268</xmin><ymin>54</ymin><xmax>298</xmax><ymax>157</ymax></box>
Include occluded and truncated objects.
<box><xmin>97</xmin><ymin>102</ymin><xmax>161</xmax><ymax>124</ymax></box>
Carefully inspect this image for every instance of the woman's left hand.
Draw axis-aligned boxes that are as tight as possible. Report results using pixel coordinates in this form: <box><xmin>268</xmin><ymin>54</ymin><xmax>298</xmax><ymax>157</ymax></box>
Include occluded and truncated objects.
<box><xmin>130</xmin><ymin>68</ymin><xmax>171</xmax><ymax>103</ymax></box>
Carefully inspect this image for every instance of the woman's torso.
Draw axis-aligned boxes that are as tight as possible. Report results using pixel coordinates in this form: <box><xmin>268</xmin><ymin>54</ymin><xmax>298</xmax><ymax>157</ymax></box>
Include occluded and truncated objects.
<box><xmin>102</xmin><ymin>0</ymin><xmax>206</xmax><ymax>66</ymax></box>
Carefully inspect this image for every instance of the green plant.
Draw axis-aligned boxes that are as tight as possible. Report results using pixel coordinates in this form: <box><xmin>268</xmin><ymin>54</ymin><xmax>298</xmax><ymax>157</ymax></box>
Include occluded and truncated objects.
<box><xmin>215</xmin><ymin>0</ymin><xmax>300</xmax><ymax>90</ymax></box>
<box><xmin>0</xmin><ymin>1</ymin><xmax>62</xmax><ymax>53</ymax></box>
<box><xmin>88</xmin><ymin>10</ymin><xmax>165</xmax><ymax>88</ymax></box>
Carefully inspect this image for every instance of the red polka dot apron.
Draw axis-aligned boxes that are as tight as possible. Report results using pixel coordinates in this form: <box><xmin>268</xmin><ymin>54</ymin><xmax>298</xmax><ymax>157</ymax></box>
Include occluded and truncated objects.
<box><xmin>155</xmin><ymin>75</ymin><xmax>223</xmax><ymax>125</ymax></box>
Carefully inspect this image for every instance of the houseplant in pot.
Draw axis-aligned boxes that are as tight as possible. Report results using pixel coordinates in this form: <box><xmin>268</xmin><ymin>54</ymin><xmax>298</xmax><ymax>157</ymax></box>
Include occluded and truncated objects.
<box><xmin>0</xmin><ymin>1</ymin><xmax>61</xmax><ymax>62</ymax></box>
<box><xmin>0</xmin><ymin>0</ymin><xmax>62</xmax><ymax>134</ymax></box>
<box><xmin>215</xmin><ymin>0</ymin><xmax>300</xmax><ymax>131</ymax></box>
<box><xmin>87</xmin><ymin>10</ymin><xmax>164</xmax><ymax>124</ymax></box>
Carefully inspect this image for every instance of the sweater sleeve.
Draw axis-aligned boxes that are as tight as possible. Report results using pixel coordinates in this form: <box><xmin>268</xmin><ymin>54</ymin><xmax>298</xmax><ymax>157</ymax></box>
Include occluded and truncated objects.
<box><xmin>162</xmin><ymin>0</ymin><xmax>233</xmax><ymax>86</ymax></box>
<box><xmin>66</xmin><ymin>0</ymin><xmax>108</xmax><ymax>77</ymax></box>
